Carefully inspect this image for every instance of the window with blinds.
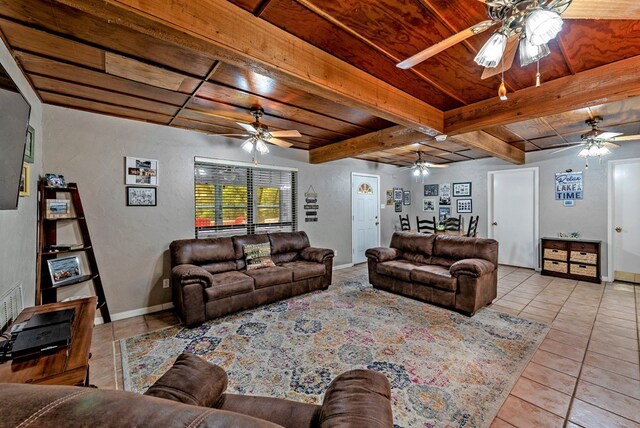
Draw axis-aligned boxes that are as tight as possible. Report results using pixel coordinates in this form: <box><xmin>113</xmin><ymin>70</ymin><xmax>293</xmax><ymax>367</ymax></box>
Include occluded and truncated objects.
<box><xmin>194</xmin><ymin>157</ymin><xmax>297</xmax><ymax>238</ymax></box>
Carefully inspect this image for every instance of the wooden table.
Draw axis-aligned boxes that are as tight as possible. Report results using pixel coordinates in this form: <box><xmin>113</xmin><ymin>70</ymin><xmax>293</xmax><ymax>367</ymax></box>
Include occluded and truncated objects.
<box><xmin>0</xmin><ymin>297</ymin><xmax>96</xmax><ymax>386</ymax></box>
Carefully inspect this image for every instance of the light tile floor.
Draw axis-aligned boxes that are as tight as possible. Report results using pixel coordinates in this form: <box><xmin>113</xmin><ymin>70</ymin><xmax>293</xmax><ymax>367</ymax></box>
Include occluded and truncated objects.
<box><xmin>90</xmin><ymin>264</ymin><xmax>640</xmax><ymax>427</ymax></box>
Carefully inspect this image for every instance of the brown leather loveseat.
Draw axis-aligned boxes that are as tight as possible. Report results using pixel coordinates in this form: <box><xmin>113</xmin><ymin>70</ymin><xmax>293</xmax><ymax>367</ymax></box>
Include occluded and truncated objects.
<box><xmin>0</xmin><ymin>353</ymin><xmax>393</xmax><ymax>427</ymax></box>
<box><xmin>170</xmin><ymin>231</ymin><xmax>334</xmax><ymax>326</ymax></box>
<box><xmin>366</xmin><ymin>232</ymin><xmax>498</xmax><ymax>315</ymax></box>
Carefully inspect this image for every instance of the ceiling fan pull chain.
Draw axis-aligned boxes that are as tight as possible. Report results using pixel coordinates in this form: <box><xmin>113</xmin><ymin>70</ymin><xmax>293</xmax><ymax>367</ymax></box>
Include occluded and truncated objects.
<box><xmin>536</xmin><ymin>59</ymin><xmax>541</xmax><ymax>87</ymax></box>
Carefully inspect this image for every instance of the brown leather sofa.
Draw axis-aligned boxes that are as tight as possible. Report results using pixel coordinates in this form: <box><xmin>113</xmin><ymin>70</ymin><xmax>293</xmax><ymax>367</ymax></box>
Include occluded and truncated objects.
<box><xmin>170</xmin><ymin>231</ymin><xmax>334</xmax><ymax>326</ymax></box>
<box><xmin>1</xmin><ymin>353</ymin><xmax>393</xmax><ymax>428</ymax></box>
<box><xmin>366</xmin><ymin>232</ymin><xmax>498</xmax><ymax>315</ymax></box>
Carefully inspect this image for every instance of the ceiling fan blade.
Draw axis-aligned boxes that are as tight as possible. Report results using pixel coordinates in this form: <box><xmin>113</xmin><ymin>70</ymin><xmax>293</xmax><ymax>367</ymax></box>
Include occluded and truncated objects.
<box><xmin>481</xmin><ymin>34</ymin><xmax>519</xmax><ymax>79</ymax></box>
<box><xmin>397</xmin><ymin>20</ymin><xmax>496</xmax><ymax>69</ymax></box>
<box><xmin>613</xmin><ymin>134</ymin><xmax>640</xmax><ymax>142</ymax></box>
<box><xmin>597</xmin><ymin>131</ymin><xmax>623</xmax><ymax>139</ymax></box>
<box><xmin>425</xmin><ymin>163</ymin><xmax>449</xmax><ymax>168</ymax></box>
<box><xmin>270</xmin><ymin>130</ymin><xmax>302</xmax><ymax>138</ymax></box>
<box><xmin>602</xmin><ymin>141</ymin><xmax>620</xmax><ymax>148</ymax></box>
<box><xmin>268</xmin><ymin>138</ymin><xmax>294</xmax><ymax>148</ymax></box>
<box><xmin>213</xmin><ymin>134</ymin><xmax>251</xmax><ymax>137</ymax></box>
<box><xmin>551</xmin><ymin>144</ymin><xmax>583</xmax><ymax>154</ymax></box>
<box><xmin>236</xmin><ymin>122</ymin><xmax>257</xmax><ymax>133</ymax></box>
<box><xmin>562</xmin><ymin>0</ymin><xmax>640</xmax><ymax>20</ymax></box>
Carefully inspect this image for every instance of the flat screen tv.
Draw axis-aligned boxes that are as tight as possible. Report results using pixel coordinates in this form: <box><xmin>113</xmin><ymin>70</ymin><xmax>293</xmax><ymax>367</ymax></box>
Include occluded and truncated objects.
<box><xmin>0</xmin><ymin>62</ymin><xmax>31</xmax><ymax>210</ymax></box>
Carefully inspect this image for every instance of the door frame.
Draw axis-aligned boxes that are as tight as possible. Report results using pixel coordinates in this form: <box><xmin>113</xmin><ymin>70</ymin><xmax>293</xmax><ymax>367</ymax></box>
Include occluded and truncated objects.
<box><xmin>351</xmin><ymin>172</ymin><xmax>380</xmax><ymax>264</ymax></box>
<box><xmin>607</xmin><ymin>157</ymin><xmax>640</xmax><ymax>281</ymax></box>
<box><xmin>487</xmin><ymin>167</ymin><xmax>540</xmax><ymax>269</ymax></box>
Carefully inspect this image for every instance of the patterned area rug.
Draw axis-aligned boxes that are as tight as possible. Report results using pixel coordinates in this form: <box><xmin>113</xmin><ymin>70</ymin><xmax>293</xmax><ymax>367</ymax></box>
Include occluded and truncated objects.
<box><xmin>121</xmin><ymin>276</ymin><xmax>548</xmax><ymax>428</ymax></box>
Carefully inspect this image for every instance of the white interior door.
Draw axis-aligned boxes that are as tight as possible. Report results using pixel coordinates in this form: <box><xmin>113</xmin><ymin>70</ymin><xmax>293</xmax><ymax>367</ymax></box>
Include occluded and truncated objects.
<box><xmin>488</xmin><ymin>168</ymin><xmax>539</xmax><ymax>268</ymax></box>
<box><xmin>610</xmin><ymin>159</ymin><xmax>640</xmax><ymax>282</ymax></box>
<box><xmin>352</xmin><ymin>174</ymin><xmax>380</xmax><ymax>264</ymax></box>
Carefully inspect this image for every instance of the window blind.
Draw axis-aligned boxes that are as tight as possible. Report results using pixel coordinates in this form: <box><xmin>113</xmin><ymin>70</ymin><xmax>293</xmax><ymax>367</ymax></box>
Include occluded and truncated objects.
<box><xmin>195</xmin><ymin>158</ymin><xmax>297</xmax><ymax>238</ymax></box>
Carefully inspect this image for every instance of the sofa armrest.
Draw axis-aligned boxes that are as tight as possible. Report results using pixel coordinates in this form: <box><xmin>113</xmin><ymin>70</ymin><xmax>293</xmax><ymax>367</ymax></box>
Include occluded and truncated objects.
<box><xmin>450</xmin><ymin>258</ymin><xmax>496</xmax><ymax>278</ymax></box>
<box><xmin>319</xmin><ymin>369</ymin><xmax>393</xmax><ymax>428</ymax></box>
<box><xmin>300</xmin><ymin>247</ymin><xmax>335</xmax><ymax>263</ymax></box>
<box><xmin>144</xmin><ymin>353</ymin><xmax>228</xmax><ymax>408</ymax></box>
<box><xmin>172</xmin><ymin>264</ymin><xmax>213</xmax><ymax>287</ymax></box>
<box><xmin>365</xmin><ymin>247</ymin><xmax>399</xmax><ymax>263</ymax></box>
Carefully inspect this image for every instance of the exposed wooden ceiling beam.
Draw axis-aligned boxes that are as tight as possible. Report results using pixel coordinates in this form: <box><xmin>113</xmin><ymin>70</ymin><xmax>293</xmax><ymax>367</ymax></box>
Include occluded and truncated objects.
<box><xmin>56</xmin><ymin>0</ymin><xmax>444</xmax><ymax>135</ymax></box>
<box><xmin>449</xmin><ymin>131</ymin><xmax>524</xmax><ymax>164</ymax></box>
<box><xmin>309</xmin><ymin>125</ymin><xmax>430</xmax><ymax>164</ymax></box>
<box><xmin>445</xmin><ymin>55</ymin><xmax>640</xmax><ymax>135</ymax></box>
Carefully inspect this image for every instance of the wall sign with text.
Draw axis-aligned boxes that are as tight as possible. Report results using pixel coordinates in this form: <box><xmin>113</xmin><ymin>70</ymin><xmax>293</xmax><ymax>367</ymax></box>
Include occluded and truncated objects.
<box><xmin>555</xmin><ymin>172</ymin><xmax>583</xmax><ymax>200</ymax></box>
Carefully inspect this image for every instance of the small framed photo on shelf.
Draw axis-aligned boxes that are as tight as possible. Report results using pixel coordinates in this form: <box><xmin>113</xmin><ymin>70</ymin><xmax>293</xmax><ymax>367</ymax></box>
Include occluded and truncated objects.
<box><xmin>424</xmin><ymin>184</ymin><xmax>438</xmax><ymax>196</ymax></box>
<box><xmin>24</xmin><ymin>125</ymin><xmax>35</xmax><ymax>163</ymax></box>
<box><xmin>47</xmin><ymin>256</ymin><xmax>82</xmax><ymax>286</ymax></box>
<box><xmin>403</xmin><ymin>190</ymin><xmax>411</xmax><ymax>205</ymax></box>
<box><xmin>457</xmin><ymin>198</ymin><xmax>472</xmax><ymax>213</ymax></box>
<box><xmin>45</xmin><ymin>199</ymin><xmax>71</xmax><ymax>219</ymax></box>
<box><xmin>19</xmin><ymin>163</ymin><xmax>29</xmax><ymax>197</ymax></box>
<box><xmin>44</xmin><ymin>173</ymin><xmax>66</xmax><ymax>188</ymax></box>
<box><xmin>423</xmin><ymin>198</ymin><xmax>436</xmax><ymax>212</ymax></box>
<box><xmin>394</xmin><ymin>202</ymin><xmax>402</xmax><ymax>213</ymax></box>
<box><xmin>393</xmin><ymin>187</ymin><xmax>403</xmax><ymax>202</ymax></box>
<box><xmin>127</xmin><ymin>186</ymin><xmax>157</xmax><ymax>206</ymax></box>
<box><xmin>453</xmin><ymin>182</ymin><xmax>472</xmax><ymax>197</ymax></box>
<box><xmin>125</xmin><ymin>156</ymin><xmax>158</xmax><ymax>186</ymax></box>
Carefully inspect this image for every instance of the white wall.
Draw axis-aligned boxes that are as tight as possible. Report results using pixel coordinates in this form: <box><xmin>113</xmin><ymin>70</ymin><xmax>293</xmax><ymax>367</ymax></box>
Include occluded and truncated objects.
<box><xmin>0</xmin><ymin>41</ymin><xmax>42</xmax><ymax>309</ymax></box>
<box><xmin>407</xmin><ymin>141</ymin><xmax>640</xmax><ymax>274</ymax></box>
<box><xmin>42</xmin><ymin>106</ymin><xmax>411</xmax><ymax>316</ymax></box>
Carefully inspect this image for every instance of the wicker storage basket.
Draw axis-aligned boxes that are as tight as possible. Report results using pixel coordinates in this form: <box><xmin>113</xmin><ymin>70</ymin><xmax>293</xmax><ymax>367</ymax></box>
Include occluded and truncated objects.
<box><xmin>544</xmin><ymin>260</ymin><xmax>567</xmax><ymax>273</ymax></box>
<box><xmin>570</xmin><ymin>264</ymin><xmax>597</xmax><ymax>277</ymax></box>
<box><xmin>544</xmin><ymin>249</ymin><xmax>567</xmax><ymax>261</ymax></box>
<box><xmin>570</xmin><ymin>251</ymin><xmax>597</xmax><ymax>264</ymax></box>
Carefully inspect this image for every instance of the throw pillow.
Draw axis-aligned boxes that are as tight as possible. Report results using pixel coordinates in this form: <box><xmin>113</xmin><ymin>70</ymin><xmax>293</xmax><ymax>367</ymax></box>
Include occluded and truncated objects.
<box><xmin>244</xmin><ymin>242</ymin><xmax>275</xmax><ymax>270</ymax></box>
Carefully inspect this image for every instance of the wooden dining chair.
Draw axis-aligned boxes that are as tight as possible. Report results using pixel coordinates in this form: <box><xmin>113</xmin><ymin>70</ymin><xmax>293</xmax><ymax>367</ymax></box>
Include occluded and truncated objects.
<box><xmin>442</xmin><ymin>215</ymin><xmax>462</xmax><ymax>232</ymax></box>
<box><xmin>466</xmin><ymin>215</ymin><xmax>479</xmax><ymax>237</ymax></box>
<box><xmin>399</xmin><ymin>214</ymin><xmax>411</xmax><ymax>231</ymax></box>
<box><xmin>416</xmin><ymin>216</ymin><xmax>436</xmax><ymax>233</ymax></box>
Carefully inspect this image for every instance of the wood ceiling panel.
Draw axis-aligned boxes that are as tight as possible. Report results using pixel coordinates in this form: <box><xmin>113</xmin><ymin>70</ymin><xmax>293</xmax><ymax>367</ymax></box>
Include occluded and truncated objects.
<box><xmin>422</xmin><ymin>140</ymin><xmax>469</xmax><ymax>153</ymax></box>
<box><xmin>559</xmin><ymin>20</ymin><xmax>640</xmax><ymax>73</ymax></box>
<box><xmin>526</xmin><ymin>136</ymin><xmax>567</xmax><ymax>149</ymax></box>
<box><xmin>210</xmin><ymin>62</ymin><xmax>393</xmax><ymax>131</ymax></box>
<box><xmin>504</xmin><ymin>118</ymin><xmax>558</xmax><ymax>140</ymax></box>
<box><xmin>593</xmin><ymin>97</ymin><xmax>640</xmax><ymax>126</ymax></box>
<box><xmin>0</xmin><ymin>0</ymin><xmax>215</xmax><ymax>77</ymax></box>
<box><xmin>435</xmin><ymin>152</ymin><xmax>471</xmax><ymax>162</ymax></box>
<box><xmin>31</xmin><ymin>75</ymin><xmax>180</xmax><ymax>116</ymax></box>
<box><xmin>259</xmin><ymin>0</ymin><xmax>462</xmax><ymax>110</ymax></box>
<box><xmin>0</xmin><ymin>18</ymin><xmax>105</xmax><ymax>70</ymax></box>
<box><xmin>197</xmin><ymin>82</ymin><xmax>371</xmax><ymax>135</ymax></box>
<box><xmin>15</xmin><ymin>52</ymin><xmax>189</xmax><ymax>106</ymax></box>
<box><xmin>483</xmin><ymin>126</ymin><xmax>524</xmax><ymax>144</ymax></box>
<box><xmin>455</xmin><ymin>150</ymin><xmax>489</xmax><ymax>159</ymax></box>
<box><xmin>226</xmin><ymin>0</ymin><xmax>263</xmax><ymax>13</ymax></box>
<box><xmin>186</xmin><ymin>97</ymin><xmax>349</xmax><ymax>141</ymax></box>
<box><xmin>542</xmin><ymin>107</ymin><xmax>593</xmax><ymax>135</ymax></box>
<box><xmin>105</xmin><ymin>53</ymin><xmax>186</xmax><ymax>91</ymax></box>
<box><xmin>41</xmin><ymin>91</ymin><xmax>172</xmax><ymax>124</ymax></box>
<box><xmin>169</xmin><ymin>117</ymin><xmax>243</xmax><ymax>135</ymax></box>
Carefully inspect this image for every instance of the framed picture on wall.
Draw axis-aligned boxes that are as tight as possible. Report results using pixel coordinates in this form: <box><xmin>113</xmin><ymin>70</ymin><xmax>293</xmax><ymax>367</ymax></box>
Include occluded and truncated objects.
<box><xmin>394</xmin><ymin>202</ymin><xmax>402</xmax><ymax>212</ymax></box>
<box><xmin>125</xmin><ymin>156</ymin><xmax>158</xmax><ymax>186</ymax></box>
<box><xmin>127</xmin><ymin>186</ymin><xmax>157</xmax><ymax>206</ymax></box>
<box><xmin>386</xmin><ymin>190</ymin><xmax>393</xmax><ymax>205</ymax></box>
<box><xmin>24</xmin><ymin>126</ymin><xmax>34</xmax><ymax>163</ymax></box>
<box><xmin>47</xmin><ymin>256</ymin><xmax>82</xmax><ymax>286</ymax></box>
<box><xmin>393</xmin><ymin>188</ymin><xmax>403</xmax><ymax>202</ymax></box>
<box><xmin>439</xmin><ymin>206</ymin><xmax>450</xmax><ymax>222</ymax></box>
<box><xmin>424</xmin><ymin>184</ymin><xmax>438</xmax><ymax>196</ymax></box>
<box><xmin>456</xmin><ymin>198</ymin><xmax>472</xmax><ymax>213</ymax></box>
<box><xmin>453</xmin><ymin>182</ymin><xmax>472</xmax><ymax>197</ymax></box>
<box><xmin>403</xmin><ymin>190</ymin><xmax>411</xmax><ymax>205</ymax></box>
<box><xmin>423</xmin><ymin>198</ymin><xmax>436</xmax><ymax>212</ymax></box>
<box><xmin>19</xmin><ymin>163</ymin><xmax>29</xmax><ymax>197</ymax></box>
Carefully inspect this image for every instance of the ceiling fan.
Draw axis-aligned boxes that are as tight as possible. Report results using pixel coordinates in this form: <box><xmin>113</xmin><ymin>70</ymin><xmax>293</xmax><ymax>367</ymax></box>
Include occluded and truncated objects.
<box><xmin>409</xmin><ymin>152</ymin><xmax>449</xmax><ymax>178</ymax></box>
<box><xmin>215</xmin><ymin>106</ymin><xmax>302</xmax><ymax>162</ymax></box>
<box><xmin>396</xmin><ymin>0</ymin><xmax>631</xmax><ymax>80</ymax></box>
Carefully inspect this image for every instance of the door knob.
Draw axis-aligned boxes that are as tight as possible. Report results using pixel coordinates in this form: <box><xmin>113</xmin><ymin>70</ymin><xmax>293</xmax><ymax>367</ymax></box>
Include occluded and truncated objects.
<box><xmin>615</xmin><ymin>227</ymin><xmax>622</xmax><ymax>233</ymax></box>
<box><xmin>492</xmin><ymin>222</ymin><xmax>498</xmax><ymax>226</ymax></box>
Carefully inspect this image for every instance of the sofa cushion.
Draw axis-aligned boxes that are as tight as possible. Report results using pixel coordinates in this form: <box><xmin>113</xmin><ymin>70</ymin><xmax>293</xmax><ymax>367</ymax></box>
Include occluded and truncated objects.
<box><xmin>390</xmin><ymin>232</ymin><xmax>435</xmax><ymax>264</ymax></box>
<box><xmin>280</xmin><ymin>261</ymin><xmax>326</xmax><ymax>281</ymax></box>
<box><xmin>244</xmin><ymin>242</ymin><xmax>276</xmax><ymax>271</ymax></box>
<box><xmin>245</xmin><ymin>266</ymin><xmax>293</xmax><ymax>289</ymax></box>
<box><xmin>233</xmin><ymin>235</ymin><xmax>270</xmax><ymax>270</ymax></box>
<box><xmin>376</xmin><ymin>260</ymin><xmax>422</xmax><ymax>282</ymax></box>
<box><xmin>269</xmin><ymin>231</ymin><xmax>309</xmax><ymax>264</ymax></box>
<box><xmin>206</xmin><ymin>271</ymin><xmax>254</xmax><ymax>300</ymax></box>
<box><xmin>450</xmin><ymin>258</ymin><xmax>496</xmax><ymax>278</ymax></box>
<box><xmin>411</xmin><ymin>265</ymin><xmax>457</xmax><ymax>291</ymax></box>
<box><xmin>144</xmin><ymin>353</ymin><xmax>227</xmax><ymax>407</ymax></box>
<box><xmin>433</xmin><ymin>235</ymin><xmax>499</xmax><ymax>266</ymax></box>
<box><xmin>170</xmin><ymin>237</ymin><xmax>236</xmax><ymax>266</ymax></box>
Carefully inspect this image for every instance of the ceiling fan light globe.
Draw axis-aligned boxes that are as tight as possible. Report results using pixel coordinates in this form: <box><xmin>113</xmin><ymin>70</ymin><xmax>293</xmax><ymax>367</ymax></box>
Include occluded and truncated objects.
<box><xmin>413</xmin><ymin>169</ymin><xmax>420</xmax><ymax>177</ymax></box>
<box><xmin>578</xmin><ymin>148</ymin><xmax>590</xmax><ymax>157</ymax></box>
<box><xmin>474</xmin><ymin>31</ymin><xmax>507</xmax><ymax>68</ymax></box>
<box><xmin>256</xmin><ymin>139</ymin><xmax>269</xmax><ymax>154</ymax></box>
<box><xmin>519</xmin><ymin>37</ymin><xmax>550</xmax><ymax>67</ymax></box>
<box><xmin>597</xmin><ymin>146</ymin><xmax>610</xmax><ymax>156</ymax></box>
<box><xmin>588</xmin><ymin>145</ymin><xmax>600</xmax><ymax>156</ymax></box>
<box><xmin>241</xmin><ymin>139</ymin><xmax>254</xmax><ymax>153</ymax></box>
<box><xmin>421</xmin><ymin>168</ymin><xmax>429</xmax><ymax>176</ymax></box>
<box><xmin>525</xmin><ymin>9</ymin><xmax>563</xmax><ymax>46</ymax></box>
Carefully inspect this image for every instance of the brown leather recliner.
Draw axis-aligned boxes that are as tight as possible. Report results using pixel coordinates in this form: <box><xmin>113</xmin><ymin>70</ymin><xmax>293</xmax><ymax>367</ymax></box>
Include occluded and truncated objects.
<box><xmin>170</xmin><ymin>231</ymin><xmax>334</xmax><ymax>326</ymax></box>
<box><xmin>0</xmin><ymin>353</ymin><xmax>394</xmax><ymax>428</ymax></box>
<box><xmin>366</xmin><ymin>232</ymin><xmax>498</xmax><ymax>315</ymax></box>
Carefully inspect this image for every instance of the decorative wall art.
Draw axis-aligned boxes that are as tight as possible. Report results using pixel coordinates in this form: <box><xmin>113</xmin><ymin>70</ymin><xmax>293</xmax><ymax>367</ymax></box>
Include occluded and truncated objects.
<box><xmin>386</xmin><ymin>190</ymin><xmax>393</xmax><ymax>205</ymax></box>
<box><xmin>24</xmin><ymin>125</ymin><xmax>34</xmax><ymax>163</ymax></box>
<box><xmin>45</xmin><ymin>173</ymin><xmax>66</xmax><ymax>188</ymax></box>
<box><xmin>456</xmin><ymin>198</ymin><xmax>472</xmax><ymax>213</ymax></box>
<box><xmin>439</xmin><ymin>206</ymin><xmax>451</xmax><ymax>222</ymax></box>
<box><xmin>305</xmin><ymin>186</ymin><xmax>319</xmax><ymax>222</ymax></box>
<box><xmin>127</xmin><ymin>187</ymin><xmax>157</xmax><ymax>206</ymax></box>
<box><xmin>125</xmin><ymin>157</ymin><xmax>158</xmax><ymax>186</ymax></box>
<box><xmin>19</xmin><ymin>163</ymin><xmax>29</xmax><ymax>197</ymax></box>
<box><xmin>453</xmin><ymin>182</ymin><xmax>472</xmax><ymax>197</ymax></box>
<box><xmin>555</xmin><ymin>172</ymin><xmax>583</xmax><ymax>200</ymax></box>
<box><xmin>393</xmin><ymin>188</ymin><xmax>403</xmax><ymax>202</ymax></box>
<box><xmin>423</xmin><ymin>198</ymin><xmax>436</xmax><ymax>212</ymax></box>
<box><xmin>424</xmin><ymin>184</ymin><xmax>438</xmax><ymax>196</ymax></box>
<box><xmin>394</xmin><ymin>202</ymin><xmax>402</xmax><ymax>213</ymax></box>
<box><xmin>403</xmin><ymin>190</ymin><xmax>411</xmax><ymax>205</ymax></box>
<box><xmin>439</xmin><ymin>183</ymin><xmax>451</xmax><ymax>206</ymax></box>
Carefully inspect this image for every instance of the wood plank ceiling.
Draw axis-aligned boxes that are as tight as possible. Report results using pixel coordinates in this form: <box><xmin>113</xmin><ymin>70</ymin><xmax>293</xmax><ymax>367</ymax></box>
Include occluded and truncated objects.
<box><xmin>1</xmin><ymin>0</ymin><xmax>639</xmax><ymax>167</ymax></box>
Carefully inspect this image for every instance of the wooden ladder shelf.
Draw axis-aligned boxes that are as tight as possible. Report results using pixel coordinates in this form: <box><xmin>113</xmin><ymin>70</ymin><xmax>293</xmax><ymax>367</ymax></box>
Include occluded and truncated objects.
<box><xmin>36</xmin><ymin>180</ymin><xmax>111</xmax><ymax>322</ymax></box>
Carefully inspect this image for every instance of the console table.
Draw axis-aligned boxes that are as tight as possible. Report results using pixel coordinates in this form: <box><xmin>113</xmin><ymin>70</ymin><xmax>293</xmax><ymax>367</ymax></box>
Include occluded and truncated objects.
<box><xmin>0</xmin><ymin>297</ymin><xmax>96</xmax><ymax>385</ymax></box>
<box><xmin>541</xmin><ymin>237</ymin><xmax>601</xmax><ymax>284</ymax></box>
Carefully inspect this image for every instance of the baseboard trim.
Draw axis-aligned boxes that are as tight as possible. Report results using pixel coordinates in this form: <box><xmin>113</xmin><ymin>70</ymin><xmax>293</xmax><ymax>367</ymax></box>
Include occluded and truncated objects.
<box><xmin>95</xmin><ymin>302</ymin><xmax>174</xmax><ymax>325</ymax></box>
<box><xmin>333</xmin><ymin>263</ymin><xmax>354</xmax><ymax>270</ymax></box>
